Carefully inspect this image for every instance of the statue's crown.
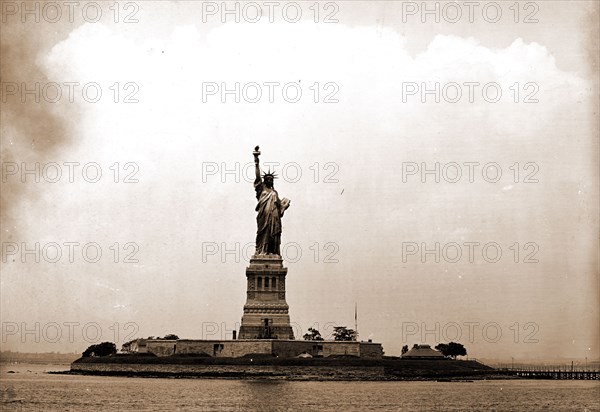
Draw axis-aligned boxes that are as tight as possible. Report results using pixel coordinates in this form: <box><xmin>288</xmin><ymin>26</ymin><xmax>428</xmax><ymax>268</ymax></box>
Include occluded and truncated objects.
<box><xmin>262</xmin><ymin>168</ymin><xmax>278</xmax><ymax>179</ymax></box>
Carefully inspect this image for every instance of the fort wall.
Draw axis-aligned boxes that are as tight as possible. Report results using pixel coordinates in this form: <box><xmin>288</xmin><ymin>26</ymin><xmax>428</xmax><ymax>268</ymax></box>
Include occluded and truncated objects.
<box><xmin>130</xmin><ymin>339</ymin><xmax>383</xmax><ymax>359</ymax></box>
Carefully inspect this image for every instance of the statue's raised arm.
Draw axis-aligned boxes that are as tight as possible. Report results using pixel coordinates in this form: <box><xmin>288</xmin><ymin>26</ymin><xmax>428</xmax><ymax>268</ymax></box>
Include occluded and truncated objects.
<box><xmin>253</xmin><ymin>146</ymin><xmax>262</xmax><ymax>186</ymax></box>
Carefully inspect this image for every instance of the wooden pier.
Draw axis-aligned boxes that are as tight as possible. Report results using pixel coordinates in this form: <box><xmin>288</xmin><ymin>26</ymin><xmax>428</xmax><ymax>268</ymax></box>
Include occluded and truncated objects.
<box><xmin>498</xmin><ymin>367</ymin><xmax>599</xmax><ymax>380</ymax></box>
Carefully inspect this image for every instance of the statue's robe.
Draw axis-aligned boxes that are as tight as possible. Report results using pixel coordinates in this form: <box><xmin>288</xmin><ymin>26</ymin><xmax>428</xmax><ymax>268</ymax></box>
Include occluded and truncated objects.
<box><xmin>254</xmin><ymin>179</ymin><xmax>283</xmax><ymax>255</ymax></box>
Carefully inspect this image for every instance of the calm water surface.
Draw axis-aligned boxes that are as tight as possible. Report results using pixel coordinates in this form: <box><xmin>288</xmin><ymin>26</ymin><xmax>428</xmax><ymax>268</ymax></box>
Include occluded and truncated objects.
<box><xmin>1</xmin><ymin>364</ymin><xmax>598</xmax><ymax>411</ymax></box>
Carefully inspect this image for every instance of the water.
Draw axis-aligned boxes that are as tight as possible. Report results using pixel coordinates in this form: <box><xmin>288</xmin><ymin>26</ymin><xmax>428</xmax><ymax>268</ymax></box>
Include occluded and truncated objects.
<box><xmin>1</xmin><ymin>363</ymin><xmax>598</xmax><ymax>411</ymax></box>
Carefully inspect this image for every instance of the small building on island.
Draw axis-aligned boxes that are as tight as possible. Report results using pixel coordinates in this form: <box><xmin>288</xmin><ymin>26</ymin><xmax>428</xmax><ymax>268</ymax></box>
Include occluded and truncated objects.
<box><xmin>402</xmin><ymin>344</ymin><xmax>445</xmax><ymax>359</ymax></box>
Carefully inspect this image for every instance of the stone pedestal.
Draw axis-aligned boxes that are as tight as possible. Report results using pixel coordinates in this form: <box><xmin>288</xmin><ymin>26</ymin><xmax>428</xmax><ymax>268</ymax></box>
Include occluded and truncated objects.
<box><xmin>238</xmin><ymin>255</ymin><xmax>295</xmax><ymax>340</ymax></box>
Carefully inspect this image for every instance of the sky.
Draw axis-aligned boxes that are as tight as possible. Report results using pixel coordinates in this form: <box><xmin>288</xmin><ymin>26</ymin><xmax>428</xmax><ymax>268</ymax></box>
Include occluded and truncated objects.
<box><xmin>0</xmin><ymin>1</ymin><xmax>598</xmax><ymax>361</ymax></box>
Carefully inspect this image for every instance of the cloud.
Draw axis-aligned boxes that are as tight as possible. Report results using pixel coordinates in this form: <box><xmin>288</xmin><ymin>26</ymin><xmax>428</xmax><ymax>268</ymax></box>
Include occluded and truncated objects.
<box><xmin>39</xmin><ymin>21</ymin><xmax>588</xmax><ymax>157</ymax></box>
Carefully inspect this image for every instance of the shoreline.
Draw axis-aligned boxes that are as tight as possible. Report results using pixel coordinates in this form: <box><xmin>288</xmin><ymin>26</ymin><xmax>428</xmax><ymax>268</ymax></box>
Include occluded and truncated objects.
<box><xmin>66</xmin><ymin>356</ymin><xmax>502</xmax><ymax>381</ymax></box>
<box><xmin>53</xmin><ymin>369</ymin><xmax>511</xmax><ymax>381</ymax></box>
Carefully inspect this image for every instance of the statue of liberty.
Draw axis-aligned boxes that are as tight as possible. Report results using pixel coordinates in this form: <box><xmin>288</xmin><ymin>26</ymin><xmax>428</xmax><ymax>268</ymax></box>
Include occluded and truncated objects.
<box><xmin>253</xmin><ymin>146</ymin><xmax>290</xmax><ymax>256</ymax></box>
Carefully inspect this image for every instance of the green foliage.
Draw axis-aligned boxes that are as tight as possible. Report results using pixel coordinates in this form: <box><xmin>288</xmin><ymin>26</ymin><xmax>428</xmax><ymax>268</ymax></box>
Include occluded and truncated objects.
<box><xmin>82</xmin><ymin>342</ymin><xmax>117</xmax><ymax>357</ymax></box>
<box><xmin>303</xmin><ymin>327</ymin><xmax>324</xmax><ymax>341</ymax></box>
<box><xmin>332</xmin><ymin>326</ymin><xmax>357</xmax><ymax>342</ymax></box>
<box><xmin>435</xmin><ymin>342</ymin><xmax>467</xmax><ymax>359</ymax></box>
<box><xmin>145</xmin><ymin>334</ymin><xmax>179</xmax><ymax>340</ymax></box>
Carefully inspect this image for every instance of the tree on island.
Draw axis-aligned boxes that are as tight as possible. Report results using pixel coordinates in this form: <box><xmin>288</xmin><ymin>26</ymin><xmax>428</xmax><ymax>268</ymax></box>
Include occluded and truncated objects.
<box><xmin>144</xmin><ymin>334</ymin><xmax>179</xmax><ymax>340</ymax></box>
<box><xmin>435</xmin><ymin>342</ymin><xmax>467</xmax><ymax>359</ymax></box>
<box><xmin>303</xmin><ymin>327</ymin><xmax>324</xmax><ymax>341</ymax></box>
<box><xmin>332</xmin><ymin>326</ymin><xmax>357</xmax><ymax>341</ymax></box>
<box><xmin>82</xmin><ymin>342</ymin><xmax>117</xmax><ymax>357</ymax></box>
<box><xmin>401</xmin><ymin>345</ymin><xmax>409</xmax><ymax>355</ymax></box>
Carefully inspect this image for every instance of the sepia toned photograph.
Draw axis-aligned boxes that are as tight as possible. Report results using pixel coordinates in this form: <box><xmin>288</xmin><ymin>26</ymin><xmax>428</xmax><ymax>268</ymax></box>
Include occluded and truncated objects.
<box><xmin>1</xmin><ymin>1</ymin><xmax>598</xmax><ymax>410</ymax></box>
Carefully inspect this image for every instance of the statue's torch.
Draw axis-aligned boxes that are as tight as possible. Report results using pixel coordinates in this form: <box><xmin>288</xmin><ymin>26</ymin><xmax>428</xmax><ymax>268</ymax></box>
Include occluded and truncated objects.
<box><xmin>253</xmin><ymin>146</ymin><xmax>261</xmax><ymax>163</ymax></box>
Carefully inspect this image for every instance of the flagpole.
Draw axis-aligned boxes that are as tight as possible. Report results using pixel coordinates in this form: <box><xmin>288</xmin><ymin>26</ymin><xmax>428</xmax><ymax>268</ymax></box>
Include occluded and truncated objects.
<box><xmin>354</xmin><ymin>302</ymin><xmax>358</xmax><ymax>341</ymax></box>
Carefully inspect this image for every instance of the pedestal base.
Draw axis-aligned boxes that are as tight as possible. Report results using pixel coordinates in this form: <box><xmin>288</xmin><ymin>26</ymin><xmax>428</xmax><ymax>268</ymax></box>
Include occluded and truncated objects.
<box><xmin>238</xmin><ymin>255</ymin><xmax>295</xmax><ymax>340</ymax></box>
